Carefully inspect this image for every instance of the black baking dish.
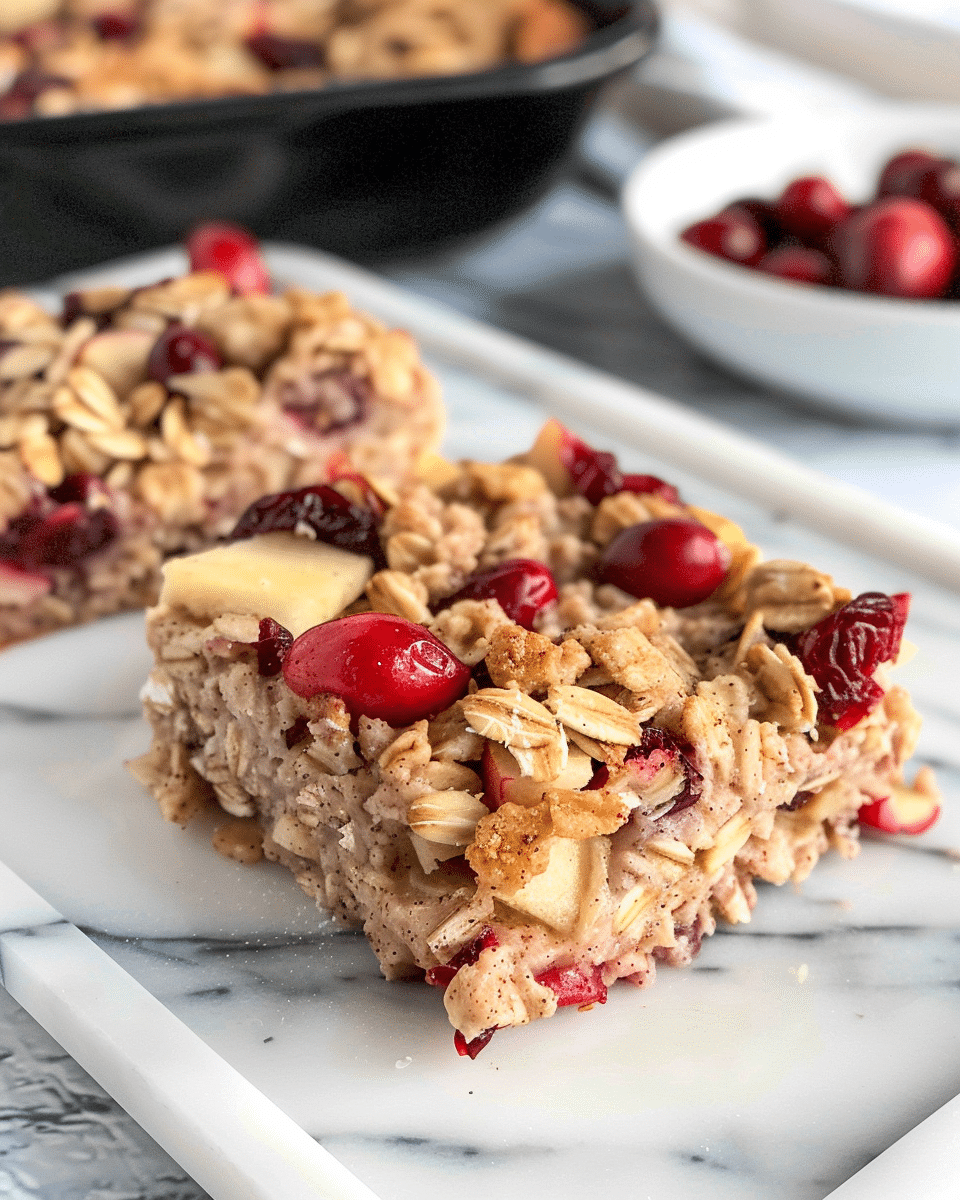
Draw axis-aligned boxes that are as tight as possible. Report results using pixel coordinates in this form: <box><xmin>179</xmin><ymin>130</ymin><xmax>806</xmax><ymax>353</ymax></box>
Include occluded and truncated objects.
<box><xmin>0</xmin><ymin>1</ymin><xmax>657</xmax><ymax>286</ymax></box>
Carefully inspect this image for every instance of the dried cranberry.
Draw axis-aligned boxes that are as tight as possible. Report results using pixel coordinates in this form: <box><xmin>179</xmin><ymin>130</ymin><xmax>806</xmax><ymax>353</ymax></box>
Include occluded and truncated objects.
<box><xmin>426</xmin><ymin>926</ymin><xmax>499</xmax><ymax>989</ymax></box>
<box><xmin>246</xmin><ymin>33</ymin><xmax>324</xmax><ymax>70</ymax></box>
<box><xmin>279</xmin><ymin>369</ymin><xmax>370</xmax><ymax>434</ymax></box>
<box><xmin>620</xmin><ymin>473</ymin><xmax>680</xmax><ymax>504</ymax></box>
<box><xmin>230</xmin><ymin>484</ymin><xmax>385</xmax><ymax>566</ymax></box>
<box><xmin>14</xmin><ymin>502</ymin><xmax>117</xmax><ymax>569</ymax></box>
<box><xmin>775</xmin><ymin>176</ymin><xmax>852</xmax><ymax>246</ymax></box>
<box><xmin>681</xmin><ymin>205</ymin><xmax>767</xmax><ymax>267</ymax></box>
<box><xmin>830</xmin><ymin>198</ymin><xmax>955</xmax><ymax>298</ymax></box>
<box><xmin>534</xmin><ymin>963</ymin><xmax>607</xmax><ymax>1007</ymax></box>
<box><xmin>758</xmin><ymin>245</ymin><xmax>835</xmax><ymax>286</ymax></box>
<box><xmin>779</xmin><ymin>789</ymin><xmax>813</xmax><ymax>812</ymax></box>
<box><xmin>250</xmin><ymin>616</ymin><xmax>293</xmax><ymax>677</ymax></box>
<box><xmin>185</xmin><ymin>222</ymin><xmax>270</xmax><ymax>296</ymax></box>
<box><xmin>444</xmin><ymin>559</ymin><xmax>558</xmax><ymax>630</ymax></box>
<box><xmin>282</xmin><ymin>612</ymin><xmax>471</xmax><ymax>725</ymax></box>
<box><xmin>790</xmin><ymin>591</ymin><xmax>910</xmax><ymax>731</ymax></box>
<box><xmin>454</xmin><ymin>1027</ymin><xmax>496</xmax><ymax>1059</ymax></box>
<box><xmin>147</xmin><ymin>325</ymin><xmax>222</xmax><ymax>383</ymax></box>
<box><xmin>590</xmin><ymin>727</ymin><xmax>702</xmax><ymax>818</ymax></box>
<box><xmin>0</xmin><ymin>69</ymin><xmax>71</xmax><ymax>120</ymax></box>
<box><xmin>93</xmin><ymin>13</ymin><xmax>140</xmax><ymax>39</ymax></box>
<box><xmin>599</xmin><ymin>518</ymin><xmax>730</xmax><ymax>608</ymax></box>
<box><xmin>49</xmin><ymin>472</ymin><xmax>110</xmax><ymax>506</ymax></box>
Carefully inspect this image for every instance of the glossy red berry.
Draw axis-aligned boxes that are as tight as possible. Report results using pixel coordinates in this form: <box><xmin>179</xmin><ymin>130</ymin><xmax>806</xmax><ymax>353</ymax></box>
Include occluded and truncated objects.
<box><xmin>758</xmin><ymin>245</ymin><xmax>834</xmax><ymax>285</ymax></box>
<box><xmin>282</xmin><ymin>612</ymin><xmax>471</xmax><ymax>725</ymax></box>
<box><xmin>791</xmin><ymin>592</ymin><xmax>909</xmax><ymax>730</ymax></box>
<box><xmin>185</xmin><ymin>222</ymin><xmax>270</xmax><ymax>296</ymax></box>
<box><xmin>831</xmin><ymin>197</ymin><xmax>956</xmax><ymax>298</ymax></box>
<box><xmin>599</xmin><ymin>519</ymin><xmax>730</xmax><ymax>608</ymax></box>
<box><xmin>446</xmin><ymin>559</ymin><xmax>558</xmax><ymax>629</ymax></box>
<box><xmin>680</xmin><ymin>205</ymin><xmax>766</xmax><ymax>267</ymax></box>
<box><xmin>876</xmin><ymin>149</ymin><xmax>941</xmax><ymax>199</ymax></box>
<box><xmin>147</xmin><ymin>325</ymin><xmax>222</xmax><ymax>383</ymax></box>
<box><xmin>775</xmin><ymin>176</ymin><xmax>852</xmax><ymax>245</ymax></box>
<box><xmin>557</xmin><ymin>429</ymin><xmax>622</xmax><ymax>503</ymax></box>
<box><xmin>620</xmin><ymin>473</ymin><xmax>680</xmax><ymax>504</ymax></box>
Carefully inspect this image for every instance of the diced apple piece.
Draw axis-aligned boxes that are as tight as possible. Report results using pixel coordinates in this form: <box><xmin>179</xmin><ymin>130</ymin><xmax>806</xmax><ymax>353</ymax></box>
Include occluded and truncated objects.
<box><xmin>0</xmin><ymin>560</ymin><xmax>51</xmax><ymax>607</ymax></box>
<box><xmin>859</xmin><ymin>775</ymin><xmax>941</xmax><ymax>836</ymax></box>
<box><xmin>76</xmin><ymin>329</ymin><xmax>154</xmax><ymax>399</ymax></box>
<box><xmin>499</xmin><ymin>835</ymin><xmax>589</xmax><ymax>934</ymax></box>
<box><xmin>524</xmin><ymin>418</ymin><xmax>574</xmax><ymax>497</ymax></box>
<box><xmin>159</xmin><ymin>531</ymin><xmax>373</xmax><ymax>636</ymax></box>
<box><xmin>482</xmin><ymin>740</ymin><xmax>594</xmax><ymax>809</ymax></box>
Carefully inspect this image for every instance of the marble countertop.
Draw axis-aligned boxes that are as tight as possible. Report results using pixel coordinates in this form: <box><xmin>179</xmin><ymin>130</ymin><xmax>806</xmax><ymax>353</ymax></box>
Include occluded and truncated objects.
<box><xmin>3</xmin><ymin>80</ymin><xmax>960</xmax><ymax>1199</ymax></box>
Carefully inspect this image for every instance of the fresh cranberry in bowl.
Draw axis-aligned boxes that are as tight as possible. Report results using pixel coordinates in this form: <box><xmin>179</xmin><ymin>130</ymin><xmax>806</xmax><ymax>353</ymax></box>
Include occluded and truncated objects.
<box><xmin>185</xmin><ymin>222</ymin><xmax>271</xmax><ymax>296</ymax></box>
<box><xmin>282</xmin><ymin>612</ymin><xmax>471</xmax><ymax>725</ymax></box>
<box><xmin>445</xmin><ymin>559</ymin><xmax>558</xmax><ymax>630</ymax></box>
<box><xmin>775</xmin><ymin>175</ymin><xmax>852</xmax><ymax>246</ymax></box>
<box><xmin>831</xmin><ymin>197</ymin><xmax>956</xmax><ymax>298</ymax></box>
<box><xmin>598</xmin><ymin>518</ymin><xmax>730</xmax><ymax>608</ymax></box>
<box><xmin>876</xmin><ymin>148</ymin><xmax>942</xmax><ymax>199</ymax></box>
<box><xmin>680</xmin><ymin>204</ymin><xmax>766</xmax><ymax>268</ymax></box>
<box><xmin>758</xmin><ymin>245</ymin><xmax>834</xmax><ymax>286</ymax></box>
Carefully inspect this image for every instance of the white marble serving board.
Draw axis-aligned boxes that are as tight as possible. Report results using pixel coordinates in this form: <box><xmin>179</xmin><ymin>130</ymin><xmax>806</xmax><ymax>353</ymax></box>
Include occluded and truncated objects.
<box><xmin>2</xmin><ymin>247</ymin><xmax>960</xmax><ymax>1200</ymax></box>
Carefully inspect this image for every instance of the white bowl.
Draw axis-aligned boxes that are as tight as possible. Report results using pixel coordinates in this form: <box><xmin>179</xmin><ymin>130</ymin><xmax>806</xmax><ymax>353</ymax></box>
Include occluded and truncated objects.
<box><xmin>622</xmin><ymin>104</ymin><xmax>960</xmax><ymax>424</ymax></box>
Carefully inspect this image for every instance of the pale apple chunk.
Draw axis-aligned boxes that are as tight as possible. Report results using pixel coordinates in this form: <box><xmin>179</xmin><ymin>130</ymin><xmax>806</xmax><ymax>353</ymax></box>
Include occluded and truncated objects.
<box><xmin>523</xmin><ymin>417</ymin><xmax>574</xmax><ymax>497</ymax></box>
<box><xmin>159</xmin><ymin>532</ymin><xmax>373</xmax><ymax>636</ymax></box>
<box><xmin>498</xmin><ymin>835</ymin><xmax>589</xmax><ymax>934</ymax></box>
<box><xmin>483</xmin><ymin>740</ymin><xmax>594</xmax><ymax>808</ymax></box>
<box><xmin>76</xmin><ymin>329</ymin><xmax>154</xmax><ymax>399</ymax></box>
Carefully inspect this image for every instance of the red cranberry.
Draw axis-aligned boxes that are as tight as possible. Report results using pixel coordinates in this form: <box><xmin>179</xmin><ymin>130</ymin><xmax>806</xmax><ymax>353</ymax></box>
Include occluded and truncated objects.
<box><xmin>534</xmin><ymin>963</ymin><xmax>607</xmax><ymax>1008</ymax></box>
<box><xmin>915</xmin><ymin>159</ymin><xmax>960</xmax><ymax>231</ymax></box>
<box><xmin>426</xmin><ymin>927</ymin><xmax>499</xmax><ymax>989</ymax></box>
<box><xmin>147</xmin><ymin>325</ymin><xmax>222</xmax><ymax>383</ymax></box>
<box><xmin>282</xmin><ymin>612</ymin><xmax>471</xmax><ymax>725</ymax></box>
<box><xmin>445</xmin><ymin>559</ymin><xmax>558</xmax><ymax>630</ymax></box>
<box><xmin>454</xmin><ymin>1027</ymin><xmax>496</xmax><ymax>1058</ymax></box>
<box><xmin>185</xmin><ymin>222</ymin><xmax>270</xmax><ymax>296</ymax></box>
<box><xmin>775</xmin><ymin>176</ymin><xmax>852</xmax><ymax>246</ymax></box>
<box><xmin>599</xmin><ymin>518</ymin><xmax>730</xmax><ymax>608</ymax></box>
<box><xmin>589</xmin><ymin>727</ymin><xmax>702</xmax><ymax>817</ymax></box>
<box><xmin>790</xmin><ymin>591</ymin><xmax>909</xmax><ymax>730</ymax></box>
<box><xmin>831</xmin><ymin>197</ymin><xmax>956</xmax><ymax>298</ymax></box>
<box><xmin>0</xmin><ymin>68</ymin><xmax>71</xmax><ymax>120</ymax></box>
<box><xmin>731</xmin><ymin>197</ymin><xmax>785</xmax><ymax>246</ymax></box>
<box><xmin>620</xmin><ymin>473</ymin><xmax>680</xmax><ymax>504</ymax></box>
<box><xmin>246</xmin><ymin>33</ymin><xmax>324</xmax><ymax>70</ymax></box>
<box><xmin>559</xmin><ymin>429</ymin><xmax>623</xmax><ymax>504</ymax></box>
<box><xmin>757</xmin><ymin>245</ymin><xmax>834</xmax><ymax>285</ymax></box>
<box><xmin>250</xmin><ymin>617</ymin><xmax>293</xmax><ymax>677</ymax></box>
<box><xmin>14</xmin><ymin>502</ymin><xmax>118</xmax><ymax>569</ymax></box>
<box><xmin>680</xmin><ymin>204</ymin><xmax>766</xmax><ymax>267</ymax></box>
<box><xmin>93</xmin><ymin>13</ymin><xmax>140</xmax><ymax>39</ymax></box>
<box><xmin>876</xmin><ymin>149</ymin><xmax>941</xmax><ymax>199</ymax></box>
<box><xmin>230</xmin><ymin>484</ymin><xmax>384</xmax><ymax>566</ymax></box>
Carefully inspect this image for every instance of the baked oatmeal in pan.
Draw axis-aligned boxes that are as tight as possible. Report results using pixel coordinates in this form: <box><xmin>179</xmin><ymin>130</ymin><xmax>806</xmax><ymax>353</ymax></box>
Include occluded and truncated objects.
<box><xmin>0</xmin><ymin>227</ymin><xmax>442</xmax><ymax>645</ymax></box>
<box><xmin>131</xmin><ymin>417</ymin><xmax>939</xmax><ymax>1056</ymax></box>
<box><xmin>0</xmin><ymin>0</ymin><xmax>591</xmax><ymax>119</ymax></box>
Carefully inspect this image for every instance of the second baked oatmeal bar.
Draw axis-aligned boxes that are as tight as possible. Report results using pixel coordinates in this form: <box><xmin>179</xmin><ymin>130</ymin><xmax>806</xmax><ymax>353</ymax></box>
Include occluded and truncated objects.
<box><xmin>132</xmin><ymin>420</ymin><xmax>939</xmax><ymax>1055</ymax></box>
<box><xmin>0</xmin><ymin>243</ymin><xmax>442</xmax><ymax>645</ymax></box>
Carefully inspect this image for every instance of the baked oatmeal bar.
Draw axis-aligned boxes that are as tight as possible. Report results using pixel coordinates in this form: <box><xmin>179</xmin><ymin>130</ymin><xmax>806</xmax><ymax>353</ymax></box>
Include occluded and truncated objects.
<box><xmin>0</xmin><ymin>229</ymin><xmax>442</xmax><ymax>644</ymax></box>
<box><xmin>131</xmin><ymin>419</ymin><xmax>939</xmax><ymax>1056</ymax></box>
<box><xmin>0</xmin><ymin>0</ymin><xmax>591</xmax><ymax>119</ymax></box>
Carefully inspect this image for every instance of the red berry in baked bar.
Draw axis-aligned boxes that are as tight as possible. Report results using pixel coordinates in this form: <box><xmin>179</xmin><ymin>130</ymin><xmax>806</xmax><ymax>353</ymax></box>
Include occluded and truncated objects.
<box><xmin>282</xmin><ymin>612</ymin><xmax>471</xmax><ymax>725</ymax></box>
<box><xmin>680</xmin><ymin>205</ymin><xmax>767</xmax><ymax>267</ymax></box>
<box><xmin>246</xmin><ymin>33</ymin><xmax>324</xmax><ymax>70</ymax></box>
<box><xmin>185</xmin><ymin>222</ymin><xmax>271</xmax><ymax>296</ymax></box>
<box><xmin>230</xmin><ymin>483</ymin><xmax>385</xmax><ymax>565</ymax></box>
<box><xmin>599</xmin><ymin>518</ymin><xmax>730</xmax><ymax>608</ymax></box>
<box><xmin>775</xmin><ymin>176</ymin><xmax>852</xmax><ymax>245</ymax></box>
<box><xmin>858</xmin><ymin>788</ymin><xmax>940</xmax><ymax>836</ymax></box>
<box><xmin>454</xmin><ymin>1027</ymin><xmax>496</xmax><ymax>1059</ymax></box>
<box><xmin>534</xmin><ymin>962</ymin><xmax>607</xmax><ymax>1007</ymax></box>
<box><xmin>251</xmin><ymin>617</ymin><xmax>293</xmax><ymax>677</ymax></box>
<box><xmin>831</xmin><ymin>198</ymin><xmax>956</xmax><ymax>298</ymax></box>
<box><xmin>0</xmin><ymin>560</ymin><xmax>51</xmax><ymax>604</ymax></box>
<box><xmin>446</xmin><ymin>559</ymin><xmax>558</xmax><ymax>630</ymax></box>
<box><xmin>147</xmin><ymin>325</ymin><xmax>222</xmax><ymax>384</ymax></box>
<box><xmin>791</xmin><ymin>592</ymin><xmax>909</xmax><ymax>730</ymax></box>
<box><xmin>758</xmin><ymin>245</ymin><xmax>834</xmax><ymax>286</ymax></box>
<box><xmin>426</xmin><ymin>926</ymin><xmax>499</xmax><ymax>988</ymax></box>
<box><xmin>620</xmin><ymin>473</ymin><xmax>681</xmax><ymax>504</ymax></box>
<box><xmin>93</xmin><ymin>13</ymin><xmax>140</xmax><ymax>39</ymax></box>
<box><xmin>589</xmin><ymin>727</ymin><xmax>703</xmax><ymax>817</ymax></box>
